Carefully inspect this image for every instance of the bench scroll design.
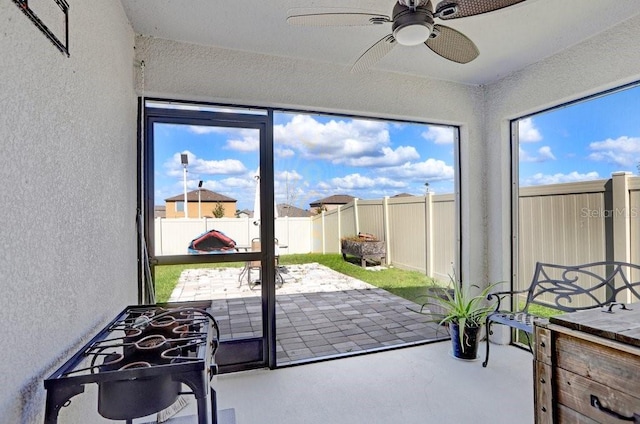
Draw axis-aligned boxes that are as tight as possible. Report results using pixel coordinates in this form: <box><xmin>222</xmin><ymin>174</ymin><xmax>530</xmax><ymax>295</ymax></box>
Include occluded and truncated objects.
<box><xmin>482</xmin><ymin>261</ymin><xmax>640</xmax><ymax>368</ymax></box>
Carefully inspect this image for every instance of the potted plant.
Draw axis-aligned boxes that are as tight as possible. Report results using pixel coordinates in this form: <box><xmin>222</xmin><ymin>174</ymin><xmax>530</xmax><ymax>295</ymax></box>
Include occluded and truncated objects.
<box><xmin>417</xmin><ymin>278</ymin><xmax>497</xmax><ymax>360</ymax></box>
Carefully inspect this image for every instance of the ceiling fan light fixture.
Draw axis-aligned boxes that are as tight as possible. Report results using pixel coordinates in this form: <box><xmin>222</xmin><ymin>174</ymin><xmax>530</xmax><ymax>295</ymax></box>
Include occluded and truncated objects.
<box><xmin>393</xmin><ymin>22</ymin><xmax>433</xmax><ymax>45</ymax></box>
<box><xmin>392</xmin><ymin>4</ymin><xmax>435</xmax><ymax>46</ymax></box>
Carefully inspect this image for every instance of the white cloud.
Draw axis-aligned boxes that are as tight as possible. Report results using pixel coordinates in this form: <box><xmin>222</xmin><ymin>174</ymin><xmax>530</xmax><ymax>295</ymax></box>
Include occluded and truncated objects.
<box><xmin>187</xmin><ymin>125</ymin><xmax>234</xmax><ymax>135</ymax></box>
<box><xmin>519</xmin><ymin>145</ymin><xmax>556</xmax><ymax>163</ymax></box>
<box><xmin>345</xmin><ymin>146</ymin><xmax>420</xmax><ymax>167</ymax></box>
<box><xmin>226</xmin><ymin>137</ymin><xmax>259</xmax><ymax>152</ymax></box>
<box><xmin>385</xmin><ymin>158</ymin><xmax>455</xmax><ymax>182</ymax></box>
<box><xmin>188</xmin><ymin>126</ymin><xmax>260</xmax><ymax>152</ymax></box>
<box><xmin>276</xmin><ymin>170</ymin><xmax>303</xmax><ymax>182</ymax></box>
<box><xmin>192</xmin><ymin>158</ymin><xmax>247</xmax><ymax>175</ymax></box>
<box><xmin>587</xmin><ymin>136</ymin><xmax>640</xmax><ymax>168</ymax></box>
<box><xmin>330</xmin><ymin>173</ymin><xmax>406</xmax><ymax>190</ymax></box>
<box><xmin>538</xmin><ymin>146</ymin><xmax>556</xmax><ymax>160</ymax></box>
<box><xmin>522</xmin><ymin>171</ymin><xmax>600</xmax><ymax>186</ymax></box>
<box><xmin>276</xmin><ymin>148</ymin><xmax>295</xmax><ymax>158</ymax></box>
<box><xmin>519</xmin><ymin>118</ymin><xmax>542</xmax><ymax>143</ymax></box>
<box><xmin>164</xmin><ymin>151</ymin><xmax>247</xmax><ymax>177</ymax></box>
<box><xmin>274</xmin><ymin>114</ymin><xmax>390</xmax><ymax>163</ymax></box>
<box><xmin>422</xmin><ymin>126</ymin><xmax>454</xmax><ymax>144</ymax></box>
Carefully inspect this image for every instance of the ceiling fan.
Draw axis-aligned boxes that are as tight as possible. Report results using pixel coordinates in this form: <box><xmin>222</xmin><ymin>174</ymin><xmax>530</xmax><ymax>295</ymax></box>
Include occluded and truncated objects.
<box><xmin>287</xmin><ymin>0</ymin><xmax>526</xmax><ymax>71</ymax></box>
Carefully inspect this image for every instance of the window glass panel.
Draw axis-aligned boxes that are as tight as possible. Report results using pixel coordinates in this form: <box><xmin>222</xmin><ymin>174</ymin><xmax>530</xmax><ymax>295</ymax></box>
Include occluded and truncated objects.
<box><xmin>154</xmin><ymin>261</ymin><xmax>263</xmax><ymax>341</ymax></box>
<box><xmin>272</xmin><ymin>111</ymin><xmax>457</xmax><ymax>364</ymax></box>
<box><xmin>514</xmin><ymin>84</ymin><xmax>640</xmax><ymax>344</ymax></box>
<box><xmin>144</xmin><ymin>101</ymin><xmax>461</xmax><ymax>367</ymax></box>
<box><xmin>152</xmin><ymin>122</ymin><xmax>260</xmax><ymax>256</ymax></box>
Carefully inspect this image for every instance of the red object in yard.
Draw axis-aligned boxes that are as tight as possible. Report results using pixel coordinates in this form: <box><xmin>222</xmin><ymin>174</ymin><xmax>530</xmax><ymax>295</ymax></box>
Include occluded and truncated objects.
<box><xmin>188</xmin><ymin>229</ymin><xmax>236</xmax><ymax>253</ymax></box>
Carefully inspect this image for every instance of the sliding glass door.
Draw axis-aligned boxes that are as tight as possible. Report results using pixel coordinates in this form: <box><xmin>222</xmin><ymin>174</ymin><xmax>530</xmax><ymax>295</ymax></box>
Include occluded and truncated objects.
<box><xmin>143</xmin><ymin>100</ymin><xmax>278</xmax><ymax>371</ymax></box>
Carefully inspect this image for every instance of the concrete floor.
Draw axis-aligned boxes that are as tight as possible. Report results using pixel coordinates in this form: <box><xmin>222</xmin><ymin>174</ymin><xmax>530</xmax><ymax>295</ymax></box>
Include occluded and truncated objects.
<box><xmin>213</xmin><ymin>341</ymin><xmax>534</xmax><ymax>424</ymax></box>
<box><xmin>165</xmin><ymin>263</ymin><xmax>534</xmax><ymax>424</ymax></box>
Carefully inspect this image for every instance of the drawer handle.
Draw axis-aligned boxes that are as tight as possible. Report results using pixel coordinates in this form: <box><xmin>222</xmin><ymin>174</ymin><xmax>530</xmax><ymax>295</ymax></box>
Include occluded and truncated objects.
<box><xmin>590</xmin><ymin>395</ymin><xmax>639</xmax><ymax>422</ymax></box>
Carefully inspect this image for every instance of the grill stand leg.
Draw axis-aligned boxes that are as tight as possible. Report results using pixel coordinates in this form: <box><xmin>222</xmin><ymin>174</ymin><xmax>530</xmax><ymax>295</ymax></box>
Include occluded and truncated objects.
<box><xmin>210</xmin><ymin>387</ymin><xmax>218</xmax><ymax>424</ymax></box>
<box><xmin>178</xmin><ymin>370</ymin><xmax>212</xmax><ymax>424</ymax></box>
<box><xmin>44</xmin><ymin>384</ymin><xmax>85</xmax><ymax>424</ymax></box>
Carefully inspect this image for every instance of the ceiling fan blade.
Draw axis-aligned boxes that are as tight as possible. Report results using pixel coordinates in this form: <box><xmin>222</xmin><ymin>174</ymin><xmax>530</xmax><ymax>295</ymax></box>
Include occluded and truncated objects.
<box><xmin>425</xmin><ymin>25</ymin><xmax>479</xmax><ymax>63</ymax></box>
<box><xmin>287</xmin><ymin>11</ymin><xmax>391</xmax><ymax>27</ymax></box>
<box><xmin>435</xmin><ymin>0</ymin><xmax>526</xmax><ymax>20</ymax></box>
<box><xmin>351</xmin><ymin>35</ymin><xmax>396</xmax><ymax>73</ymax></box>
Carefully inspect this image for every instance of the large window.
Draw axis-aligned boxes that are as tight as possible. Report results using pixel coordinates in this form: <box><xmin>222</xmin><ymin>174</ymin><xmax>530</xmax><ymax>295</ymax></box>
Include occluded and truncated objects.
<box><xmin>143</xmin><ymin>99</ymin><xmax>461</xmax><ymax>369</ymax></box>
<box><xmin>513</xmin><ymin>83</ymin><xmax>640</xmax><ymax>330</ymax></box>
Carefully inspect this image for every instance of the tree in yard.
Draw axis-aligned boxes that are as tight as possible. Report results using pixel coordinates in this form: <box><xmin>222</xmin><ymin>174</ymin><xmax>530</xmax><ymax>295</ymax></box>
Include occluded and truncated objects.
<box><xmin>314</xmin><ymin>205</ymin><xmax>327</xmax><ymax>215</ymax></box>
<box><xmin>212</xmin><ymin>202</ymin><xmax>225</xmax><ymax>218</ymax></box>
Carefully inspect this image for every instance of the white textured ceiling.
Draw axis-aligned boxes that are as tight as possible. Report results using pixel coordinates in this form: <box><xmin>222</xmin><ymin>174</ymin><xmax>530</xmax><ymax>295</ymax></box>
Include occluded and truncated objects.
<box><xmin>121</xmin><ymin>0</ymin><xmax>640</xmax><ymax>85</ymax></box>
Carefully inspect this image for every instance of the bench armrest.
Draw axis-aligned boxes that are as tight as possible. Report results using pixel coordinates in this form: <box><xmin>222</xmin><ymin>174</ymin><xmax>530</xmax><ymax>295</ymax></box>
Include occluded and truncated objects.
<box><xmin>487</xmin><ymin>289</ymin><xmax>529</xmax><ymax>312</ymax></box>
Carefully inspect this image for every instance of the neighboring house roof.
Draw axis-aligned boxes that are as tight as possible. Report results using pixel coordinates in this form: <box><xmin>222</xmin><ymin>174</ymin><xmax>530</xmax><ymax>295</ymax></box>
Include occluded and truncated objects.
<box><xmin>236</xmin><ymin>209</ymin><xmax>251</xmax><ymax>218</ymax></box>
<box><xmin>392</xmin><ymin>193</ymin><xmax>415</xmax><ymax>198</ymax></box>
<box><xmin>277</xmin><ymin>203</ymin><xmax>312</xmax><ymax>217</ymax></box>
<box><xmin>154</xmin><ymin>205</ymin><xmax>166</xmax><ymax>218</ymax></box>
<box><xmin>309</xmin><ymin>194</ymin><xmax>355</xmax><ymax>207</ymax></box>
<box><xmin>165</xmin><ymin>188</ymin><xmax>236</xmax><ymax>202</ymax></box>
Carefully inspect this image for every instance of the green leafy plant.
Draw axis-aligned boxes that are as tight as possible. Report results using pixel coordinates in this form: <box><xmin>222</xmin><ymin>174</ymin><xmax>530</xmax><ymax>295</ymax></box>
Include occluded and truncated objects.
<box><xmin>212</xmin><ymin>202</ymin><xmax>225</xmax><ymax>218</ymax></box>
<box><xmin>415</xmin><ymin>276</ymin><xmax>499</xmax><ymax>351</ymax></box>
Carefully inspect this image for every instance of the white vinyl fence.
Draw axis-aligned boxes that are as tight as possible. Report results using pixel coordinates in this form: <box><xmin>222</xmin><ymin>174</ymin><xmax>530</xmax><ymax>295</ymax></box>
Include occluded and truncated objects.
<box><xmin>152</xmin><ymin>173</ymin><xmax>639</xmax><ymax>284</ymax></box>
<box><xmin>310</xmin><ymin>194</ymin><xmax>456</xmax><ymax>280</ymax></box>
<box><xmin>516</xmin><ymin>172</ymin><xmax>640</xmax><ymax>302</ymax></box>
<box><xmin>153</xmin><ymin>216</ymin><xmax>313</xmax><ymax>255</ymax></box>
<box><xmin>153</xmin><ymin>194</ymin><xmax>457</xmax><ymax>280</ymax></box>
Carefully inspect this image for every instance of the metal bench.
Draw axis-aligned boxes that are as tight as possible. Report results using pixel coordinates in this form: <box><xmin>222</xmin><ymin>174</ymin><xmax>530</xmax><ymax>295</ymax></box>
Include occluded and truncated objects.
<box><xmin>482</xmin><ymin>261</ymin><xmax>640</xmax><ymax>367</ymax></box>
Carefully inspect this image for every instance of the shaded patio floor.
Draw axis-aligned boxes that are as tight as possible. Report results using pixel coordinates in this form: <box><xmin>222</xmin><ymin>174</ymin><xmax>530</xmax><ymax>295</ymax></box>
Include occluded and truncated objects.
<box><xmin>162</xmin><ymin>342</ymin><xmax>534</xmax><ymax>424</ymax></box>
<box><xmin>170</xmin><ymin>263</ymin><xmax>447</xmax><ymax>364</ymax></box>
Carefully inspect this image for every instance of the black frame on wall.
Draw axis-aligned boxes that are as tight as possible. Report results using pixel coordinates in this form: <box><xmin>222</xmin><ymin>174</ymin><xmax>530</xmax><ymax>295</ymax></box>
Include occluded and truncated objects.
<box><xmin>12</xmin><ymin>0</ymin><xmax>70</xmax><ymax>56</ymax></box>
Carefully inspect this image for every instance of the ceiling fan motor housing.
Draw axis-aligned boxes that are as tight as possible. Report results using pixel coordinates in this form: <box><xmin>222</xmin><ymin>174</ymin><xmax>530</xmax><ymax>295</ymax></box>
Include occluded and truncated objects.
<box><xmin>392</xmin><ymin>3</ymin><xmax>435</xmax><ymax>46</ymax></box>
<box><xmin>397</xmin><ymin>0</ymin><xmax>431</xmax><ymax>6</ymax></box>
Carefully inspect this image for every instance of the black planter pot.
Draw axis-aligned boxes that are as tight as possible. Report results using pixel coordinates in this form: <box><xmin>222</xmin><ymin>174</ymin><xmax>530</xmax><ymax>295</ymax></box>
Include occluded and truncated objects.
<box><xmin>449</xmin><ymin>322</ymin><xmax>481</xmax><ymax>360</ymax></box>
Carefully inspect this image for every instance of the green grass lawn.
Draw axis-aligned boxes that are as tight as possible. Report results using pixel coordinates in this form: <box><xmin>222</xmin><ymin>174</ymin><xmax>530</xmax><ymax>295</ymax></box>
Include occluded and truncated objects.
<box><xmin>513</xmin><ymin>301</ymin><xmax>564</xmax><ymax>348</ymax></box>
<box><xmin>154</xmin><ymin>253</ymin><xmax>437</xmax><ymax>303</ymax></box>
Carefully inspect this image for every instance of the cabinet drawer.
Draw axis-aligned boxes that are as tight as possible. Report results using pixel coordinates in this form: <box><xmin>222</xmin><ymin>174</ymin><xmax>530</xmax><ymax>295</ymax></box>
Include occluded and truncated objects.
<box><xmin>556</xmin><ymin>368</ymin><xmax>640</xmax><ymax>423</ymax></box>
<box><xmin>555</xmin><ymin>332</ymin><xmax>640</xmax><ymax>395</ymax></box>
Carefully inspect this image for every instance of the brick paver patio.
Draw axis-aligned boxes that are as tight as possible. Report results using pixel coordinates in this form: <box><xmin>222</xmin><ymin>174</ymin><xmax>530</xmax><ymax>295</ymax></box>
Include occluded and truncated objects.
<box><xmin>170</xmin><ymin>263</ymin><xmax>447</xmax><ymax>364</ymax></box>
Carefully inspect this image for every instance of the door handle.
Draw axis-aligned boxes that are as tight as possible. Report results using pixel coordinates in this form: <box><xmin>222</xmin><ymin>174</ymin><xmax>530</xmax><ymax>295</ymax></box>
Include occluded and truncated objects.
<box><xmin>590</xmin><ymin>395</ymin><xmax>638</xmax><ymax>422</ymax></box>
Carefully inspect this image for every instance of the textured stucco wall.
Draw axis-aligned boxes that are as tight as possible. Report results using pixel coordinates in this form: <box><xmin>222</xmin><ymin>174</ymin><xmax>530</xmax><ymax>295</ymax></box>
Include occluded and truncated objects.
<box><xmin>135</xmin><ymin>36</ymin><xmax>488</xmax><ymax>282</ymax></box>
<box><xmin>0</xmin><ymin>2</ymin><xmax>137</xmax><ymax>423</ymax></box>
<box><xmin>483</xmin><ymin>14</ymin><xmax>640</xmax><ymax>342</ymax></box>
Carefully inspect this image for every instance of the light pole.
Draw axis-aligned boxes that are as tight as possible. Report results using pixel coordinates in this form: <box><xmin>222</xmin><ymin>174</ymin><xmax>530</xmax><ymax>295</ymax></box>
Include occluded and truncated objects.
<box><xmin>198</xmin><ymin>180</ymin><xmax>203</xmax><ymax>219</ymax></box>
<box><xmin>181</xmin><ymin>154</ymin><xmax>188</xmax><ymax>218</ymax></box>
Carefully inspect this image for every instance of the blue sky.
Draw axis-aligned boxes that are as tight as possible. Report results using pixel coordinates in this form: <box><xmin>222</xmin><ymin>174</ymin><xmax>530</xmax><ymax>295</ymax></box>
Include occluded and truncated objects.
<box><xmin>518</xmin><ymin>85</ymin><xmax>640</xmax><ymax>186</ymax></box>
<box><xmin>153</xmin><ymin>85</ymin><xmax>640</xmax><ymax>211</ymax></box>
<box><xmin>154</xmin><ymin>113</ymin><xmax>455</xmax><ymax>210</ymax></box>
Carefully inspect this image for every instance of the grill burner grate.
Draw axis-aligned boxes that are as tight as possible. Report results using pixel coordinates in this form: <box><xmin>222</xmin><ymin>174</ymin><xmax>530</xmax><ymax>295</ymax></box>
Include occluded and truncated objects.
<box><xmin>44</xmin><ymin>301</ymin><xmax>219</xmax><ymax>423</ymax></box>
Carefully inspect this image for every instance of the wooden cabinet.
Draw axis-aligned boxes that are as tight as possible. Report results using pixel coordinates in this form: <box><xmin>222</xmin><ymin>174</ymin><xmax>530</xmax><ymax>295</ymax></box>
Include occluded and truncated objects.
<box><xmin>534</xmin><ymin>305</ymin><xmax>640</xmax><ymax>423</ymax></box>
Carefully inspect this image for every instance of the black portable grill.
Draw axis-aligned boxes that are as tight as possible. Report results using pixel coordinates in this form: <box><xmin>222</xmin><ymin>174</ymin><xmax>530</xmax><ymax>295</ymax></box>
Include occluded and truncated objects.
<box><xmin>43</xmin><ymin>300</ymin><xmax>219</xmax><ymax>424</ymax></box>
